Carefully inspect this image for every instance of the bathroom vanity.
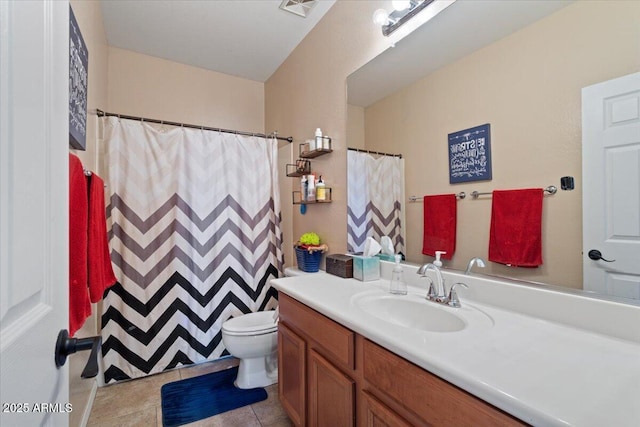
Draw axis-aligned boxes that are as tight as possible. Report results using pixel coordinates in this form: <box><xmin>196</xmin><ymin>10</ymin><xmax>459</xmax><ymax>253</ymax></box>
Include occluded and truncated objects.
<box><xmin>271</xmin><ymin>265</ymin><xmax>640</xmax><ymax>426</ymax></box>
<box><xmin>278</xmin><ymin>292</ymin><xmax>522</xmax><ymax>426</ymax></box>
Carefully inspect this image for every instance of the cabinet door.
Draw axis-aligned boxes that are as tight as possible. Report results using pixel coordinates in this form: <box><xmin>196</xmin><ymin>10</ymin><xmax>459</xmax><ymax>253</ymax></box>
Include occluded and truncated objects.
<box><xmin>279</xmin><ymin>323</ymin><xmax>306</xmax><ymax>426</ymax></box>
<box><xmin>361</xmin><ymin>391</ymin><xmax>412</xmax><ymax>427</ymax></box>
<box><xmin>309</xmin><ymin>349</ymin><xmax>355</xmax><ymax>427</ymax></box>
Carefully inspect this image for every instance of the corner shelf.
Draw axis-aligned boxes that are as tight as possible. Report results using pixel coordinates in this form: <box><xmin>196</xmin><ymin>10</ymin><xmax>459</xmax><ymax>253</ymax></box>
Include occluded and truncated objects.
<box><xmin>288</xmin><ymin>138</ymin><xmax>334</xmax><ymax>208</ymax></box>
<box><xmin>300</xmin><ymin>147</ymin><xmax>333</xmax><ymax>159</ymax></box>
<box><xmin>299</xmin><ymin>138</ymin><xmax>332</xmax><ymax>159</ymax></box>
<box><xmin>286</xmin><ymin>159</ymin><xmax>311</xmax><ymax>177</ymax></box>
<box><xmin>292</xmin><ymin>189</ymin><xmax>332</xmax><ymax>205</ymax></box>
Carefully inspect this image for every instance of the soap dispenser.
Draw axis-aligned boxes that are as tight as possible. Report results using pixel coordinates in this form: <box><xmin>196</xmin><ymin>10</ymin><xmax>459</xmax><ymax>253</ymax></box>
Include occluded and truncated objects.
<box><xmin>316</xmin><ymin>175</ymin><xmax>326</xmax><ymax>201</ymax></box>
<box><xmin>389</xmin><ymin>254</ymin><xmax>407</xmax><ymax>295</ymax></box>
<box><xmin>434</xmin><ymin>251</ymin><xmax>446</xmax><ymax>268</ymax></box>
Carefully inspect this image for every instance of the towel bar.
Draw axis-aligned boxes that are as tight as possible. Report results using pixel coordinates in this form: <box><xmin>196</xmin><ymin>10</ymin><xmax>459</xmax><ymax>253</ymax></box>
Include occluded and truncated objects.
<box><xmin>471</xmin><ymin>185</ymin><xmax>557</xmax><ymax>199</ymax></box>
<box><xmin>409</xmin><ymin>192</ymin><xmax>466</xmax><ymax>202</ymax></box>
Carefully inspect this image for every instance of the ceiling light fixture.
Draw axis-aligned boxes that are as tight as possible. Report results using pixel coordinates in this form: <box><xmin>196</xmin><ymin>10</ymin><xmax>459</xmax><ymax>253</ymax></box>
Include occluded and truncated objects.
<box><xmin>392</xmin><ymin>0</ymin><xmax>411</xmax><ymax>11</ymax></box>
<box><xmin>280</xmin><ymin>0</ymin><xmax>317</xmax><ymax>18</ymax></box>
<box><xmin>372</xmin><ymin>9</ymin><xmax>392</xmax><ymax>26</ymax></box>
<box><xmin>373</xmin><ymin>0</ymin><xmax>455</xmax><ymax>38</ymax></box>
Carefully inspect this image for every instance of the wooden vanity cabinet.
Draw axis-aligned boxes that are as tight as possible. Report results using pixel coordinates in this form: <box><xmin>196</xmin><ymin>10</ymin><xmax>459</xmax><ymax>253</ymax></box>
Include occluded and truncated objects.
<box><xmin>360</xmin><ymin>391</ymin><xmax>413</xmax><ymax>427</ymax></box>
<box><xmin>278</xmin><ymin>293</ymin><xmax>356</xmax><ymax>427</ymax></box>
<box><xmin>308</xmin><ymin>349</ymin><xmax>355</xmax><ymax>426</ymax></box>
<box><xmin>361</xmin><ymin>339</ymin><xmax>526</xmax><ymax>427</ymax></box>
<box><xmin>278</xmin><ymin>322</ymin><xmax>306</xmax><ymax>426</ymax></box>
<box><xmin>278</xmin><ymin>292</ymin><xmax>526</xmax><ymax>427</ymax></box>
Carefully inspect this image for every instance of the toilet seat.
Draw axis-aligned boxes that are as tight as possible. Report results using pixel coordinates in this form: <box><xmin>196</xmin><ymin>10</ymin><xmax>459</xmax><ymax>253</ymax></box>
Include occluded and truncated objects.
<box><xmin>222</xmin><ymin>311</ymin><xmax>277</xmax><ymax>336</ymax></box>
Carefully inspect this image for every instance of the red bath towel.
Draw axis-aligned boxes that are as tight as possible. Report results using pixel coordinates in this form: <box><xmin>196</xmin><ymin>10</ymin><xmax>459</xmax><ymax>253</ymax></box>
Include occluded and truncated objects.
<box><xmin>488</xmin><ymin>188</ymin><xmax>543</xmax><ymax>267</ymax></box>
<box><xmin>422</xmin><ymin>194</ymin><xmax>457</xmax><ymax>260</ymax></box>
<box><xmin>69</xmin><ymin>154</ymin><xmax>91</xmax><ymax>336</ymax></box>
<box><xmin>88</xmin><ymin>174</ymin><xmax>117</xmax><ymax>303</ymax></box>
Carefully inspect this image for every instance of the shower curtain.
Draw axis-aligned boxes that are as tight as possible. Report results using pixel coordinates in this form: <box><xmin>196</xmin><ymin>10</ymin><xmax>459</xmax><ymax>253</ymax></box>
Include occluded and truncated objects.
<box><xmin>347</xmin><ymin>150</ymin><xmax>405</xmax><ymax>255</ymax></box>
<box><xmin>99</xmin><ymin>117</ymin><xmax>283</xmax><ymax>383</ymax></box>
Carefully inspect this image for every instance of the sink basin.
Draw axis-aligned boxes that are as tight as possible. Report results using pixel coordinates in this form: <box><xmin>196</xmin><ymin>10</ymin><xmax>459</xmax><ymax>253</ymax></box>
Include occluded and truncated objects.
<box><xmin>354</xmin><ymin>293</ymin><xmax>467</xmax><ymax>332</ymax></box>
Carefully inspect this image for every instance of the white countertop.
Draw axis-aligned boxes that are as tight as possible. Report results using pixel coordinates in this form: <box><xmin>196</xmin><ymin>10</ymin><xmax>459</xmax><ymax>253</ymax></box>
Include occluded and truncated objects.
<box><xmin>272</xmin><ymin>268</ymin><xmax>640</xmax><ymax>427</ymax></box>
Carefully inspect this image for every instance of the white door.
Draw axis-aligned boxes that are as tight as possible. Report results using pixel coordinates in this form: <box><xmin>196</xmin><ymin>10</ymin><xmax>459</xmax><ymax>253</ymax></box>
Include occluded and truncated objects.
<box><xmin>0</xmin><ymin>1</ymin><xmax>70</xmax><ymax>425</ymax></box>
<box><xmin>582</xmin><ymin>72</ymin><xmax>640</xmax><ymax>300</ymax></box>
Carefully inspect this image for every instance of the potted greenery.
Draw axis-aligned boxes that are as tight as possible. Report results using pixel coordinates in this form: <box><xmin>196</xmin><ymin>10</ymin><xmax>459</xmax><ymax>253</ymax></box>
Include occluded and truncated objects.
<box><xmin>294</xmin><ymin>232</ymin><xmax>329</xmax><ymax>272</ymax></box>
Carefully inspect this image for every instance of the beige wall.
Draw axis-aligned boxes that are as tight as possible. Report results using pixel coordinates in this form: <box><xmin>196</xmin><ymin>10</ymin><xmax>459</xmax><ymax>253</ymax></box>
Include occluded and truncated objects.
<box><xmin>266</xmin><ymin>0</ymin><xmax>391</xmax><ymax>267</ymax></box>
<box><xmin>68</xmin><ymin>1</ymin><xmax>109</xmax><ymax>425</ymax></box>
<box><xmin>347</xmin><ymin>104</ymin><xmax>365</xmax><ymax>150</ymax></box>
<box><xmin>107</xmin><ymin>47</ymin><xmax>264</xmax><ymax>133</ymax></box>
<box><xmin>363</xmin><ymin>1</ymin><xmax>640</xmax><ymax>288</ymax></box>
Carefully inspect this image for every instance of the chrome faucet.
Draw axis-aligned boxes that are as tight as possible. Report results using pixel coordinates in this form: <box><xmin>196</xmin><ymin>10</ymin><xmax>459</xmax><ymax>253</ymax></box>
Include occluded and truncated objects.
<box><xmin>418</xmin><ymin>263</ymin><xmax>469</xmax><ymax>307</ymax></box>
<box><xmin>417</xmin><ymin>263</ymin><xmax>445</xmax><ymax>301</ymax></box>
<box><xmin>465</xmin><ymin>257</ymin><xmax>486</xmax><ymax>275</ymax></box>
<box><xmin>447</xmin><ymin>282</ymin><xmax>469</xmax><ymax>307</ymax></box>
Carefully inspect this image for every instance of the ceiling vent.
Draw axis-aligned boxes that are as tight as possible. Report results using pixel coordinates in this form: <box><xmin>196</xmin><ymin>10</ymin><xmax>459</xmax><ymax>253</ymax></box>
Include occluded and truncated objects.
<box><xmin>280</xmin><ymin>0</ymin><xmax>317</xmax><ymax>18</ymax></box>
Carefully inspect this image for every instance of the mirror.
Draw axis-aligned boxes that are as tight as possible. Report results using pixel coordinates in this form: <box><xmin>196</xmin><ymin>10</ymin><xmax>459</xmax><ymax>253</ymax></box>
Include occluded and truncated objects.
<box><xmin>347</xmin><ymin>0</ymin><xmax>639</xmax><ymax>298</ymax></box>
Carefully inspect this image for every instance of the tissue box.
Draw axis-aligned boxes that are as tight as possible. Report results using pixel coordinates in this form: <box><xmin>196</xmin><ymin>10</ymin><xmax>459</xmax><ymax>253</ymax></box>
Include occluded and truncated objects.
<box><xmin>375</xmin><ymin>253</ymin><xmax>396</xmax><ymax>262</ymax></box>
<box><xmin>352</xmin><ymin>256</ymin><xmax>380</xmax><ymax>281</ymax></box>
<box><xmin>326</xmin><ymin>254</ymin><xmax>353</xmax><ymax>278</ymax></box>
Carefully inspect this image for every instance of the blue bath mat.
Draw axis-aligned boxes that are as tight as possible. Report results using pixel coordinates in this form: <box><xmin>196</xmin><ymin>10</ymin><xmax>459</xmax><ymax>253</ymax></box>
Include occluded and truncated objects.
<box><xmin>161</xmin><ymin>366</ymin><xmax>268</xmax><ymax>427</ymax></box>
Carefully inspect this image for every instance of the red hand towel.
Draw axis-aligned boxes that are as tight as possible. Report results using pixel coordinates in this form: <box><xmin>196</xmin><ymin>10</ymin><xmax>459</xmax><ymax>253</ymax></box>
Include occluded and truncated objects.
<box><xmin>422</xmin><ymin>194</ymin><xmax>457</xmax><ymax>260</ymax></box>
<box><xmin>69</xmin><ymin>154</ymin><xmax>91</xmax><ymax>336</ymax></box>
<box><xmin>88</xmin><ymin>174</ymin><xmax>117</xmax><ymax>303</ymax></box>
<box><xmin>488</xmin><ymin>189</ymin><xmax>543</xmax><ymax>267</ymax></box>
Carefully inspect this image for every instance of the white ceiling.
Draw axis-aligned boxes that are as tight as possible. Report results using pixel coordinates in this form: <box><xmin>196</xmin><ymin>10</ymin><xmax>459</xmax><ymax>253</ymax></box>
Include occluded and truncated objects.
<box><xmin>100</xmin><ymin>0</ymin><xmax>336</xmax><ymax>82</ymax></box>
<box><xmin>100</xmin><ymin>0</ymin><xmax>573</xmax><ymax>94</ymax></box>
<box><xmin>348</xmin><ymin>0</ymin><xmax>574</xmax><ymax>107</ymax></box>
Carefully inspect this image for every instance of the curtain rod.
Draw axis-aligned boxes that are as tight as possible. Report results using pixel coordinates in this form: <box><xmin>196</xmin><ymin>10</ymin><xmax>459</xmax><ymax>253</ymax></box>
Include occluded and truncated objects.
<box><xmin>96</xmin><ymin>109</ymin><xmax>293</xmax><ymax>143</ymax></box>
<box><xmin>348</xmin><ymin>147</ymin><xmax>402</xmax><ymax>158</ymax></box>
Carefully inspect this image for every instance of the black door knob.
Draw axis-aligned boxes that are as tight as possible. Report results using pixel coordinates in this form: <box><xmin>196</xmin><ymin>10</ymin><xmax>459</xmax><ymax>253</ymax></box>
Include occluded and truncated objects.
<box><xmin>55</xmin><ymin>329</ymin><xmax>102</xmax><ymax>378</ymax></box>
<box><xmin>587</xmin><ymin>249</ymin><xmax>615</xmax><ymax>263</ymax></box>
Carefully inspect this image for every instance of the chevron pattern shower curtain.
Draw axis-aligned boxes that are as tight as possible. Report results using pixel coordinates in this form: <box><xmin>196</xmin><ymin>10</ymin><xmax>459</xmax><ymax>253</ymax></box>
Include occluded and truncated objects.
<box><xmin>347</xmin><ymin>151</ymin><xmax>405</xmax><ymax>255</ymax></box>
<box><xmin>100</xmin><ymin>117</ymin><xmax>283</xmax><ymax>383</ymax></box>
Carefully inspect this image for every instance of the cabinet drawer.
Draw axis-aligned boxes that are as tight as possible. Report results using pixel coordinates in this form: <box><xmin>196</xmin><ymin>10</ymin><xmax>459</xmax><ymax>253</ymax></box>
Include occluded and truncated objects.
<box><xmin>279</xmin><ymin>293</ymin><xmax>355</xmax><ymax>370</ymax></box>
<box><xmin>363</xmin><ymin>339</ymin><xmax>526</xmax><ymax>426</ymax></box>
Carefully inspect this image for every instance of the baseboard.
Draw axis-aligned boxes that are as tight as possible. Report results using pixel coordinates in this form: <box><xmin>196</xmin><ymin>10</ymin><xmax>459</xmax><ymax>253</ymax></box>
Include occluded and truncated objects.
<box><xmin>79</xmin><ymin>380</ymin><xmax>98</xmax><ymax>427</ymax></box>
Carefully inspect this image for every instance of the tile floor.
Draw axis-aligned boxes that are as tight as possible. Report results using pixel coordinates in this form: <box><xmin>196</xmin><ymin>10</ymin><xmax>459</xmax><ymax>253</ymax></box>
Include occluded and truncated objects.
<box><xmin>87</xmin><ymin>358</ymin><xmax>292</xmax><ymax>427</ymax></box>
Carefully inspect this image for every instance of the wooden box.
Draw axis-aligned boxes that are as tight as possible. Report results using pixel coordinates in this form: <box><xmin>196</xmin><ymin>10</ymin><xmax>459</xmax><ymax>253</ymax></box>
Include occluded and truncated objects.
<box><xmin>326</xmin><ymin>254</ymin><xmax>353</xmax><ymax>278</ymax></box>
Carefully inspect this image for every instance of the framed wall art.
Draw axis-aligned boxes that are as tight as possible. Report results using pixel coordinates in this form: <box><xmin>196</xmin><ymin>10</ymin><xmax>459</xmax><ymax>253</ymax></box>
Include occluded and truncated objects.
<box><xmin>69</xmin><ymin>5</ymin><xmax>88</xmax><ymax>151</ymax></box>
<box><xmin>448</xmin><ymin>123</ymin><xmax>492</xmax><ymax>184</ymax></box>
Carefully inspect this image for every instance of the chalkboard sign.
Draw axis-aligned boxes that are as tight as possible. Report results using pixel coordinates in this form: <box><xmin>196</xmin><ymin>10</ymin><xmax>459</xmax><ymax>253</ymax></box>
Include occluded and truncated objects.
<box><xmin>69</xmin><ymin>6</ymin><xmax>88</xmax><ymax>151</ymax></box>
<box><xmin>448</xmin><ymin>123</ymin><xmax>492</xmax><ymax>184</ymax></box>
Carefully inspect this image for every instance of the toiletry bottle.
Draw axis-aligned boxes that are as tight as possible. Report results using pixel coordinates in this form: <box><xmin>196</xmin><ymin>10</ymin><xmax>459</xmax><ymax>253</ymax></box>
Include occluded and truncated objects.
<box><xmin>434</xmin><ymin>251</ymin><xmax>446</xmax><ymax>267</ymax></box>
<box><xmin>301</xmin><ymin>176</ymin><xmax>308</xmax><ymax>202</ymax></box>
<box><xmin>390</xmin><ymin>254</ymin><xmax>407</xmax><ymax>295</ymax></box>
<box><xmin>322</xmin><ymin>135</ymin><xmax>331</xmax><ymax>150</ymax></box>
<box><xmin>307</xmin><ymin>174</ymin><xmax>316</xmax><ymax>202</ymax></box>
<box><xmin>315</xmin><ymin>128</ymin><xmax>322</xmax><ymax>151</ymax></box>
<box><xmin>316</xmin><ymin>175</ymin><xmax>326</xmax><ymax>201</ymax></box>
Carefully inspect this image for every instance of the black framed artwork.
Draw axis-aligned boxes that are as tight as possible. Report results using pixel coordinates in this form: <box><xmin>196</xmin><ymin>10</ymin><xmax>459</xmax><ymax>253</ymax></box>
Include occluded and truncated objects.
<box><xmin>69</xmin><ymin>5</ymin><xmax>88</xmax><ymax>151</ymax></box>
<box><xmin>448</xmin><ymin>123</ymin><xmax>492</xmax><ymax>184</ymax></box>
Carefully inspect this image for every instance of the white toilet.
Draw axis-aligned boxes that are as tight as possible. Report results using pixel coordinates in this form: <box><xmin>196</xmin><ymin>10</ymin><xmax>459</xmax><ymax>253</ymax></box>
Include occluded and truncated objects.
<box><xmin>221</xmin><ymin>310</ymin><xmax>278</xmax><ymax>389</ymax></box>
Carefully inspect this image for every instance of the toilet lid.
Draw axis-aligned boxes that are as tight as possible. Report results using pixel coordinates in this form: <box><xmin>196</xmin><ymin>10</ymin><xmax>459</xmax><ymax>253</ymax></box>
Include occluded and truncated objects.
<box><xmin>222</xmin><ymin>311</ymin><xmax>277</xmax><ymax>334</ymax></box>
